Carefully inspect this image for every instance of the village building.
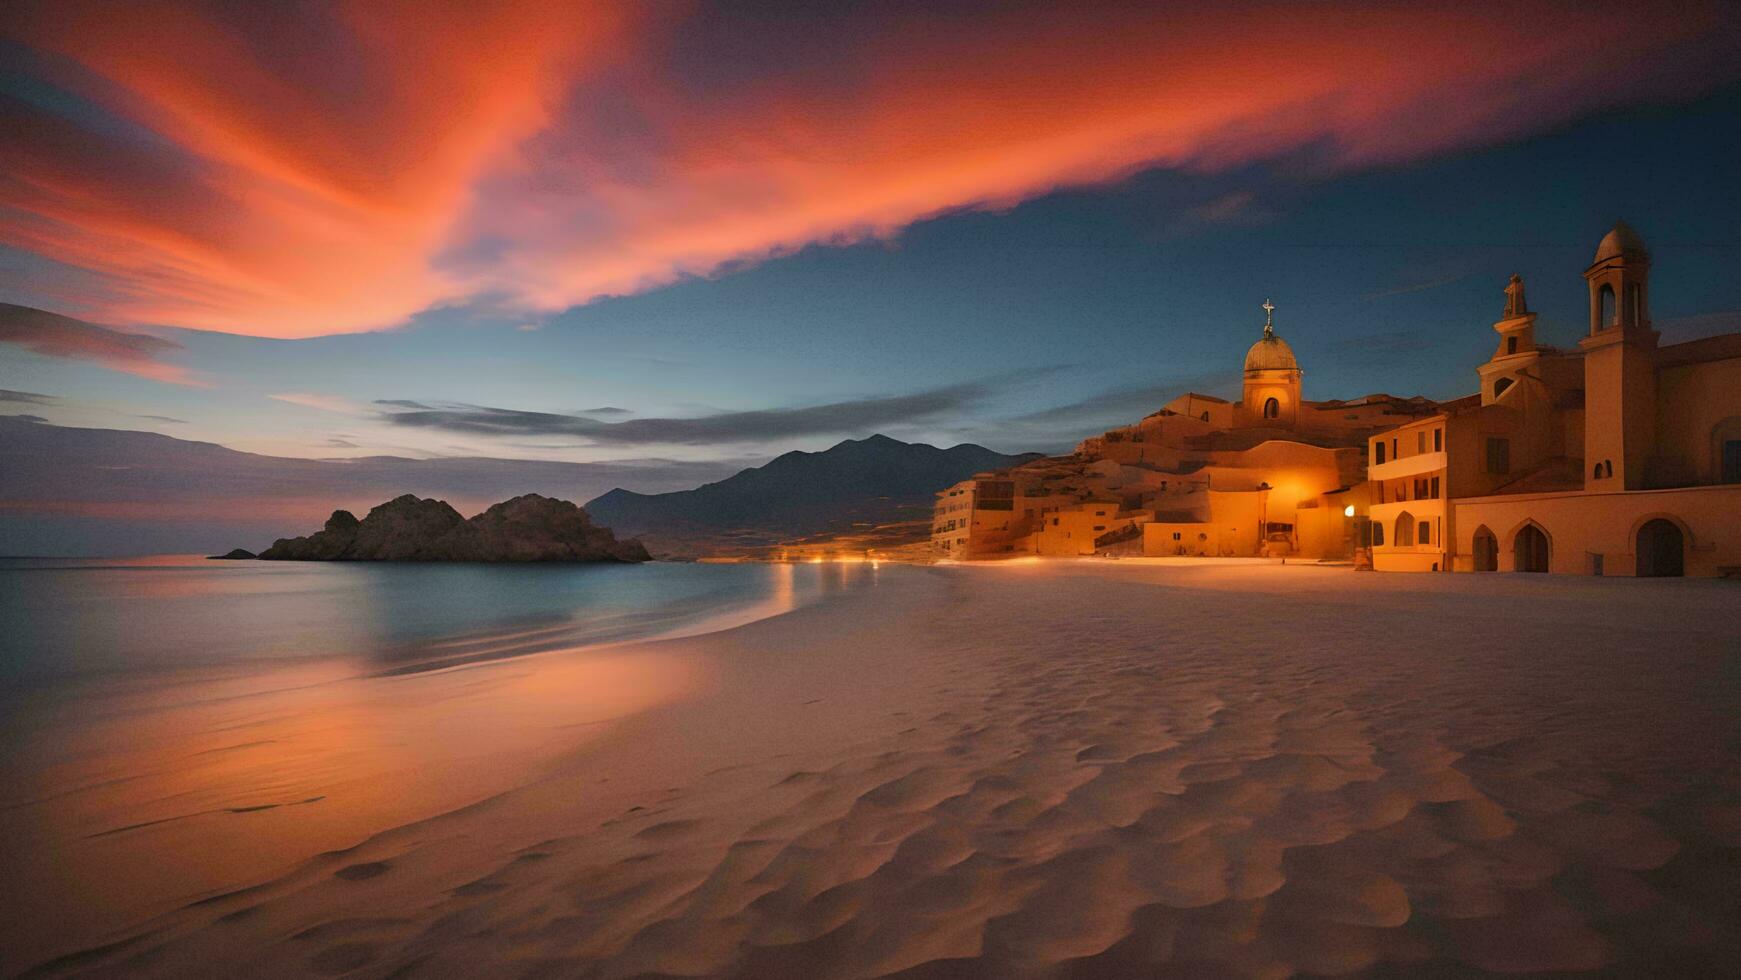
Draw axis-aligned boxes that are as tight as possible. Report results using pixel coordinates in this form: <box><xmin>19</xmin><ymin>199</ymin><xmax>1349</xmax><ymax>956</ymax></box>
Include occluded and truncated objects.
<box><xmin>1367</xmin><ymin>223</ymin><xmax>1741</xmax><ymax>576</ymax></box>
<box><xmin>933</xmin><ymin>303</ymin><xmax>1434</xmax><ymax>560</ymax></box>
<box><xmin>935</xmin><ymin>222</ymin><xmax>1741</xmax><ymax>575</ymax></box>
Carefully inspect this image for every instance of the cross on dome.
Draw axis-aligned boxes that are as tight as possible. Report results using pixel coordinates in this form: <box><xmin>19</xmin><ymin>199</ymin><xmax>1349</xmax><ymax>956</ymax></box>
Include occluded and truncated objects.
<box><xmin>1262</xmin><ymin>298</ymin><xmax>1275</xmax><ymax>338</ymax></box>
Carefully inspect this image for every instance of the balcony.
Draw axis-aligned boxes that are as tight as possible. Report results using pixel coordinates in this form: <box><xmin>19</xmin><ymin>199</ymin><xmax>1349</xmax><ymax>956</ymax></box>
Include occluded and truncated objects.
<box><xmin>1369</xmin><ymin>450</ymin><xmax>1447</xmax><ymax>481</ymax></box>
<box><xmin>1369</xmin><ymin>498</ymin><xmax>1444</xmax><ymax>523</ymax></box>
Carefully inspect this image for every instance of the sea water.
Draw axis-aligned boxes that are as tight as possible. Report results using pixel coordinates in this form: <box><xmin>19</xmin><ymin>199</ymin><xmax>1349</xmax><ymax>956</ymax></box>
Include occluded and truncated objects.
<box><xmin>0</xmin><ymin>555</ymin><xmax>880</xmax><ymax>958</ymax></box>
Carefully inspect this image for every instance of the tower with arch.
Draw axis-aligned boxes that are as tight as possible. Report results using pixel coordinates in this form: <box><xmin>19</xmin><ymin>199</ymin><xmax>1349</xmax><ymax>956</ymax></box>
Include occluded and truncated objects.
<box><xmin>1579</xmin><ymin>221</ymin><xmax>1658</xmax><ymax>490</ymax></box>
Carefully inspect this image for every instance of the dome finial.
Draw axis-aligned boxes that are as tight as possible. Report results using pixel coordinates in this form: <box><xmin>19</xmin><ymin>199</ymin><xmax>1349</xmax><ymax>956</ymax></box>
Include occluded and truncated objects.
<box><xmin>1261</xmin><ymin>298</ymin><xmax>1275</xmax><ymax>338</ymax></box>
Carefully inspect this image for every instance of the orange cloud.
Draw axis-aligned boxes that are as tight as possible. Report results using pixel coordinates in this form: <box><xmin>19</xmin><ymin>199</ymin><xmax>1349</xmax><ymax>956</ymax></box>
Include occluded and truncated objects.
<box><xmin>2</xmin><ymin>1</ymin><xmax>1735</xmax><ymax>338</ymax></box>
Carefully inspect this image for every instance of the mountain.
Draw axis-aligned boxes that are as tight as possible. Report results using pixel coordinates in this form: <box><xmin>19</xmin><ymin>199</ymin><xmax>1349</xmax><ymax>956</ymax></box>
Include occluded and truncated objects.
<box><xmin>585</xmin><ymin>434</ymin><xmax>1039</xmax><ymax>557</ymax></box>
<box><xmin>257</xmin><ymin>493</ymin><xmax>650</xmax><ymax>562</ymax></box>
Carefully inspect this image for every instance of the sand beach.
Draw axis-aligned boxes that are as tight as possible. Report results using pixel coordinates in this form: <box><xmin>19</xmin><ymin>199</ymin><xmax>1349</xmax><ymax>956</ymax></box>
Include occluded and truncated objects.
<box><xmin>7</xmin><ymin>561</ymin><xmax>1740</xmax><ymax>977</ymax></box>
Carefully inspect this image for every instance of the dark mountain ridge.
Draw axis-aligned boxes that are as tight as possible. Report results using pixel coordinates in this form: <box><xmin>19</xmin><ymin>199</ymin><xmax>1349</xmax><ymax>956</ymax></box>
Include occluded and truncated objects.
<box><xmin>585</xmin><ymin>434</ymin><xmax>1039</xmax><ymax>554</ymax></box>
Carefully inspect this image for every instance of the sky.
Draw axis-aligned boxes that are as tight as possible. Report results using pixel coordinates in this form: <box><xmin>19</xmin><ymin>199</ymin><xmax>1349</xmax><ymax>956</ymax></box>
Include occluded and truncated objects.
<box><xmin>3</xmin><ymin>0</ymin><xmax>1741</xmax><ymax>494</ymax></box>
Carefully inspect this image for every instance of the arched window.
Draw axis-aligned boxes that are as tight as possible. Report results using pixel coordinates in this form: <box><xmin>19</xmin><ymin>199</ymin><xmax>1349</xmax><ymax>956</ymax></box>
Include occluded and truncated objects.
<box><xmin>1493</xmin><ymin>377</ymin><xmax>1513</xmax><ymax>398</ymax></box>
<box><xmin>1599</xmin><ymin>284</ymin><xmax>1616</xmax><ymax>329</ymax></box>
<box><xmin>1200</xmin><ymin>411</ymin><xmax>1209</xmax><ymax>422</ymax></box>
<box><xmin>1625</xmin><ymin>282</ymin><xmax>1642</xmax><ymax>327</ymax></box>
<box><xmin>1636</xmin><ymin>519</ymin><xmax>1684</xmax><ymax>577</ymax></box>
<box><xmin>1603</xmin><ymin>460</ymin><xmax>1613</xmax><ymax>479</ymax></box>
<box><xmin>1472</xmin><ymin>526</ymin><xmax>1498</xmax><ymax>571</ymax></box>
<box><xmin>1395</xmin><ymin>512</ymin><xmax>1415</xmax><ymax>547</ymax></box>
<box><xmin>1513</xmin><ymin>523</ymin><xmax>1549</xmax><ymax>573</ymax></box>
<box><xmin>1594</xmin><ymin>462</ymin><xmax>1604</xmax><ymax>479</ymax></box>
<box><xmin>1263</xmin><ymin>397</ymin><xmax>1279</xmax><ymax>420</ymax></box>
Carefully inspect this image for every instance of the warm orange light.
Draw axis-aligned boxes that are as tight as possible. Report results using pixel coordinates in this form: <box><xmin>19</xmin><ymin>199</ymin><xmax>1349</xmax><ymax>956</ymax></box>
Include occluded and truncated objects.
<box><xmin>3</xmin><ymin>3</ymin><xmax>1722</xmax><ymax>336</ymax></box>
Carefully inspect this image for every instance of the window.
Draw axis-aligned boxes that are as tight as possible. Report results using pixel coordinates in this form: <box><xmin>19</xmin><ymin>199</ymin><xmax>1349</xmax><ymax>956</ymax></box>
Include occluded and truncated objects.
<box><xmin>1391</xmin><ymin>438</ymin><xmax>1398</xmax><ymax>459</ymax></box>
<box><xmin>1626</xmin><ymin>282</ymin><xmax>1641</xmax><ymax>326</ymax></box>
<box><xmin>1263</xmin><ymin>397</ymin><xmax>1279</xmax><ymax>419</ymax></box>
<box><xmin>1507</xmin><ymin>336</ymin><xmax>1518</xmax><ymax>355</ymax></box>
<box><xmin>1599</xmin><ymin>283</ymin><xmax>1617</xmax><ymax>329</ymax></box>
<box><xmin>1493</xmin><ymin>377</ymin><xmax>1513</xmax><ymax>398</ymax></box>
<box><xmin>1374</xmin><ymin>441</ymin><xmax>1386</xmax><ymax>464</ymax></box>
<box><xmin>1200</xmin><ymin>411</ymin><xmax>1209</xmax><ymax>422</ymax></box>
<box><xmin>1433</xmin><ymin>428</ymin><xmax>1442</xmax><ymax>452</ymax></box>
<box><xmin>1172</xmin><ymin>532</ymin><xmax>1181</xmax><ymax>541</ymax></box>
<box><xmin>1593</xmin><ymin>462</ymin><xmax>1604</xmax><ymax>479</ymax></box>
<box><xmin>1371</xmin><ymin>523</ymin><xmax>1384</xmax><ymax>547</ymax></box>
<box><xmin>1430</xmin><ymin>476</ymin><xmax>1440</xmax><ymax>499</ymax></box>
<box><xmin>1395</xmin><ymin>515</ymin><xmax>1414</xmax><ymax>547</ymax></box>
<box><xmin>1418</xmin><ymin>520</ymin><xmax>1431</xmax><ymax>545</ymax></box>
<box><xmin>1725</xmin><ymin>440</ymin><xmax>1741</xmax><ymax>483</ymax></box>
<box><xmin>1486</xmin><ymin>437</ymin><xmax>1510</xmax><ymax>475</ymax></box>
<box><xmin>1417</xmin><ymin>432</ymin><xmax>1426</xmax><ymax>454</ymax></box>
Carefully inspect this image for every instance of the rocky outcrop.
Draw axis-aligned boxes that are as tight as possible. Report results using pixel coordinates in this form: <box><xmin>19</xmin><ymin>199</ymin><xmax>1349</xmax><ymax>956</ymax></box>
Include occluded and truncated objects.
<box><xmin>206</xmin><ymin>548</ymin><xmax>257</xmax><ymax>560</ymax></box>
<box><xmin>256</xmin><ymin>494</ymin><xmax>650</xmax><ymax>563</ymax></box>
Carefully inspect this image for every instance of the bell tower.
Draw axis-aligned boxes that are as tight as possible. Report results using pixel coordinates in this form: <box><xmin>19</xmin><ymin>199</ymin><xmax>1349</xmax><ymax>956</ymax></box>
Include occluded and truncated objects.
<box><xmin>1478</xmin><ymin>275</ymin><xmax>1541</xmax><ymax>406</ymax></box>
<box><xmin>1578</xmin><ymin>221</ymin><xmax>1657</xmax><ymax>490</ymax></box>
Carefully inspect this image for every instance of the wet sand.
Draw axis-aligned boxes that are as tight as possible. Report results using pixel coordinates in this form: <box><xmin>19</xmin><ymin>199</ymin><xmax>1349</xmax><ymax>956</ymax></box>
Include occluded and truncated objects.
<box><xmin>9</xmin><ymin>562</ymin><xmax>1741</xmax><ymax>977</ymax></box>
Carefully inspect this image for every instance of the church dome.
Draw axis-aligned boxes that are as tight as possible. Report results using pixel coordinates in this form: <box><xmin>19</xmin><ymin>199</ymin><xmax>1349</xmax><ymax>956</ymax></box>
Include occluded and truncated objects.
<box><xmin>1593</xmin><ymin>221</ymin><xmax>1647</xmax><ymax>263</ymax></box>
<box><xmin>1244</xmin><ymin>333</ymin><xmax>1298</xmax><ymax>373</ymax></box>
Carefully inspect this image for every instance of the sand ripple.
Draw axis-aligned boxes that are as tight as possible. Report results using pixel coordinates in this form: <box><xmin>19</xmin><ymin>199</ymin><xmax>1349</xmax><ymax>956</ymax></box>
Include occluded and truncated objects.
<box><xmin>22</xmin><ymin>564</ymin><xmax>1741</xmax><ymax>977</ymax></box>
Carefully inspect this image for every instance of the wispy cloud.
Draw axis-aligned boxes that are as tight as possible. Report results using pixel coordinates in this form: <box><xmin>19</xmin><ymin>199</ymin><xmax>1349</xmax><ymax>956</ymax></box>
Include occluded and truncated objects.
<box><xmin>1</xmin><ymin>389</ymin><xmax>57</xmax><ymax>405</ymax></box>
<box><xmin>1361</xmin><ymin>272</ymin><xmax>1476</xmax><ymax>300</ymax></box>
<box><xmin>2</xmin><ymin>3</ymin><xmax>1733</xmax><ymax>337</ymax></box>
<box><xmin>977</xmin><ymin>370</ymin><xmax>1242</xmax><ymax>451</ymax></box>
<box><xmin>269</xmin><ymin>392</ymin><xmax>370</xmax><ymax>415</ymax></box>
<box><xmin>133</xmin><ymin>414</ymin><xmax>188</xmax><ymax>424</ymax></box>
<box><xmin>0</xmin><ymin>304</ymin><xmax>195</xmax><ymax>384</ymax></box>
<box><xmin>379</xmin><ymin>381</ymin><xmax>1009</xmax><ymax>447</ymax></box>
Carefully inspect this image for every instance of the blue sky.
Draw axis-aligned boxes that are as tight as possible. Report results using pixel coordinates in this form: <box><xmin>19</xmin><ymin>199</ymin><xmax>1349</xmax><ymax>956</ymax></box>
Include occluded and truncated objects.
<box><xmin>3</xmin><ymin>3</ymin><xmax>1739</xmax><ymax>478</ymax></box>
<box><xmin>7</xmin><ymin>82</ymin><xmax>1739</xmax><ymax>467</ymax></box>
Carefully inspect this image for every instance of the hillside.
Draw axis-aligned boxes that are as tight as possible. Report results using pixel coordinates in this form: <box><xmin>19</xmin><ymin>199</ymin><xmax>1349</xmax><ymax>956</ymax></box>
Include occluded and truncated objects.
<box><xmin>585</xmin><ymin>434</ymin><xmax>1038</xmax><ymax>557</ymax></box>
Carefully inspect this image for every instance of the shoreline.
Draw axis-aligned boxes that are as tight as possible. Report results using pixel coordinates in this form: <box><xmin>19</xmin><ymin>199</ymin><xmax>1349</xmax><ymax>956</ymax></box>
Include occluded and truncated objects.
<box><xmin>10</xmin><ymin>562</ymin><xmax>1741</xmax><ymax>976</ymax></box>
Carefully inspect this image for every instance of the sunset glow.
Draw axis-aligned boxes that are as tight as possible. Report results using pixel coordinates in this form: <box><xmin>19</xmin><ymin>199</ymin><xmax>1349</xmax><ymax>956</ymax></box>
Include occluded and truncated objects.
<box><xmin>4</xmin><ymin>1</ymin><xmax>1733</xmax><ymax>338</ymax></box>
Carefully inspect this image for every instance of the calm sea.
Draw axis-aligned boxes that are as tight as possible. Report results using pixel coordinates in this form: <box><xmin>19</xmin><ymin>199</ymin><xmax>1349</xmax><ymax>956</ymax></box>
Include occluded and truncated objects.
<box><xmin>0</xmin><ymin>555</ymin><xmax>883</xmax><ymax>967</ymax></box>
<box><xmin>0</xmin><ymin>555</ymin><xmax>858</xmax><ymax>683</ymax></box>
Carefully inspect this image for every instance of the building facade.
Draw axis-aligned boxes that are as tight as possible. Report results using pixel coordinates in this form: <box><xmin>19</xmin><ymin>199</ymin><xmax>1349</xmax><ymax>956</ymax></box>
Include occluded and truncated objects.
<box><xmin>934</xmin><ymin>305</ymin><xmax>1424</xmax><ymax>561</ymax></box>
<box><xmin>1367</xmin><ymin>223</ymin><xmax>1741</xmax><ymax>576</ymax></box>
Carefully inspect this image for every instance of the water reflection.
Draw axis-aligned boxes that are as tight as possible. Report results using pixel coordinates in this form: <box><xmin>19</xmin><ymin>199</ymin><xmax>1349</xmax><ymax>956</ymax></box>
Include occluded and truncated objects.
<box><xmin>0</xmin><ymin>556</ymin><xmax>879</xmax><ymax>969</ymax></box>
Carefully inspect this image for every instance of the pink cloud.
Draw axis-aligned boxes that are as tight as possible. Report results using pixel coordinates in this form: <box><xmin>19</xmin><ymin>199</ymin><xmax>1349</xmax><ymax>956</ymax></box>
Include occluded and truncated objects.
<box><xmin>1</xmin><ymin>1</ymin><xmax>1735</xmax><ymax>339</ymax></box>
<box><xmin>0</xmin><ymin>303</ymin><xmax>200</xmax><ymax>384</ymax></box>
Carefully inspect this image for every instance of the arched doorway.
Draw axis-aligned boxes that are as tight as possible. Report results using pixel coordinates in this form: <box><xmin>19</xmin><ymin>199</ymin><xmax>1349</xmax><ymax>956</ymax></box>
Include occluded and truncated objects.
<box><xmin>1513</xmin><ymin>523</ymin><xmax>1549</xmax><ymax>573</ymax></box>
<box><xmin>1263</xmin><ymin>397</ymin><xmax>1279</xmax><ymax>420</ymax></box>
<box><xmin>1635</xmin><ymin>519</ymin><xmax>1684</xmax><ymax>577</ymax></box>
<box><xmin>1472</xmin><ymin>526</ymin><xmax>1498</xmax><ymax>571</ymax></box>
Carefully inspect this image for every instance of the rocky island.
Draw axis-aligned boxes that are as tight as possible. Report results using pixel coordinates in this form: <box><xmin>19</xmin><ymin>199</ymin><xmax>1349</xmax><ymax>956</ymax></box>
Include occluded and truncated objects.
<box><xmin>252</xmin><ymin>493</ymin><xmax>651</xmax><ymax>562</ymax></box>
